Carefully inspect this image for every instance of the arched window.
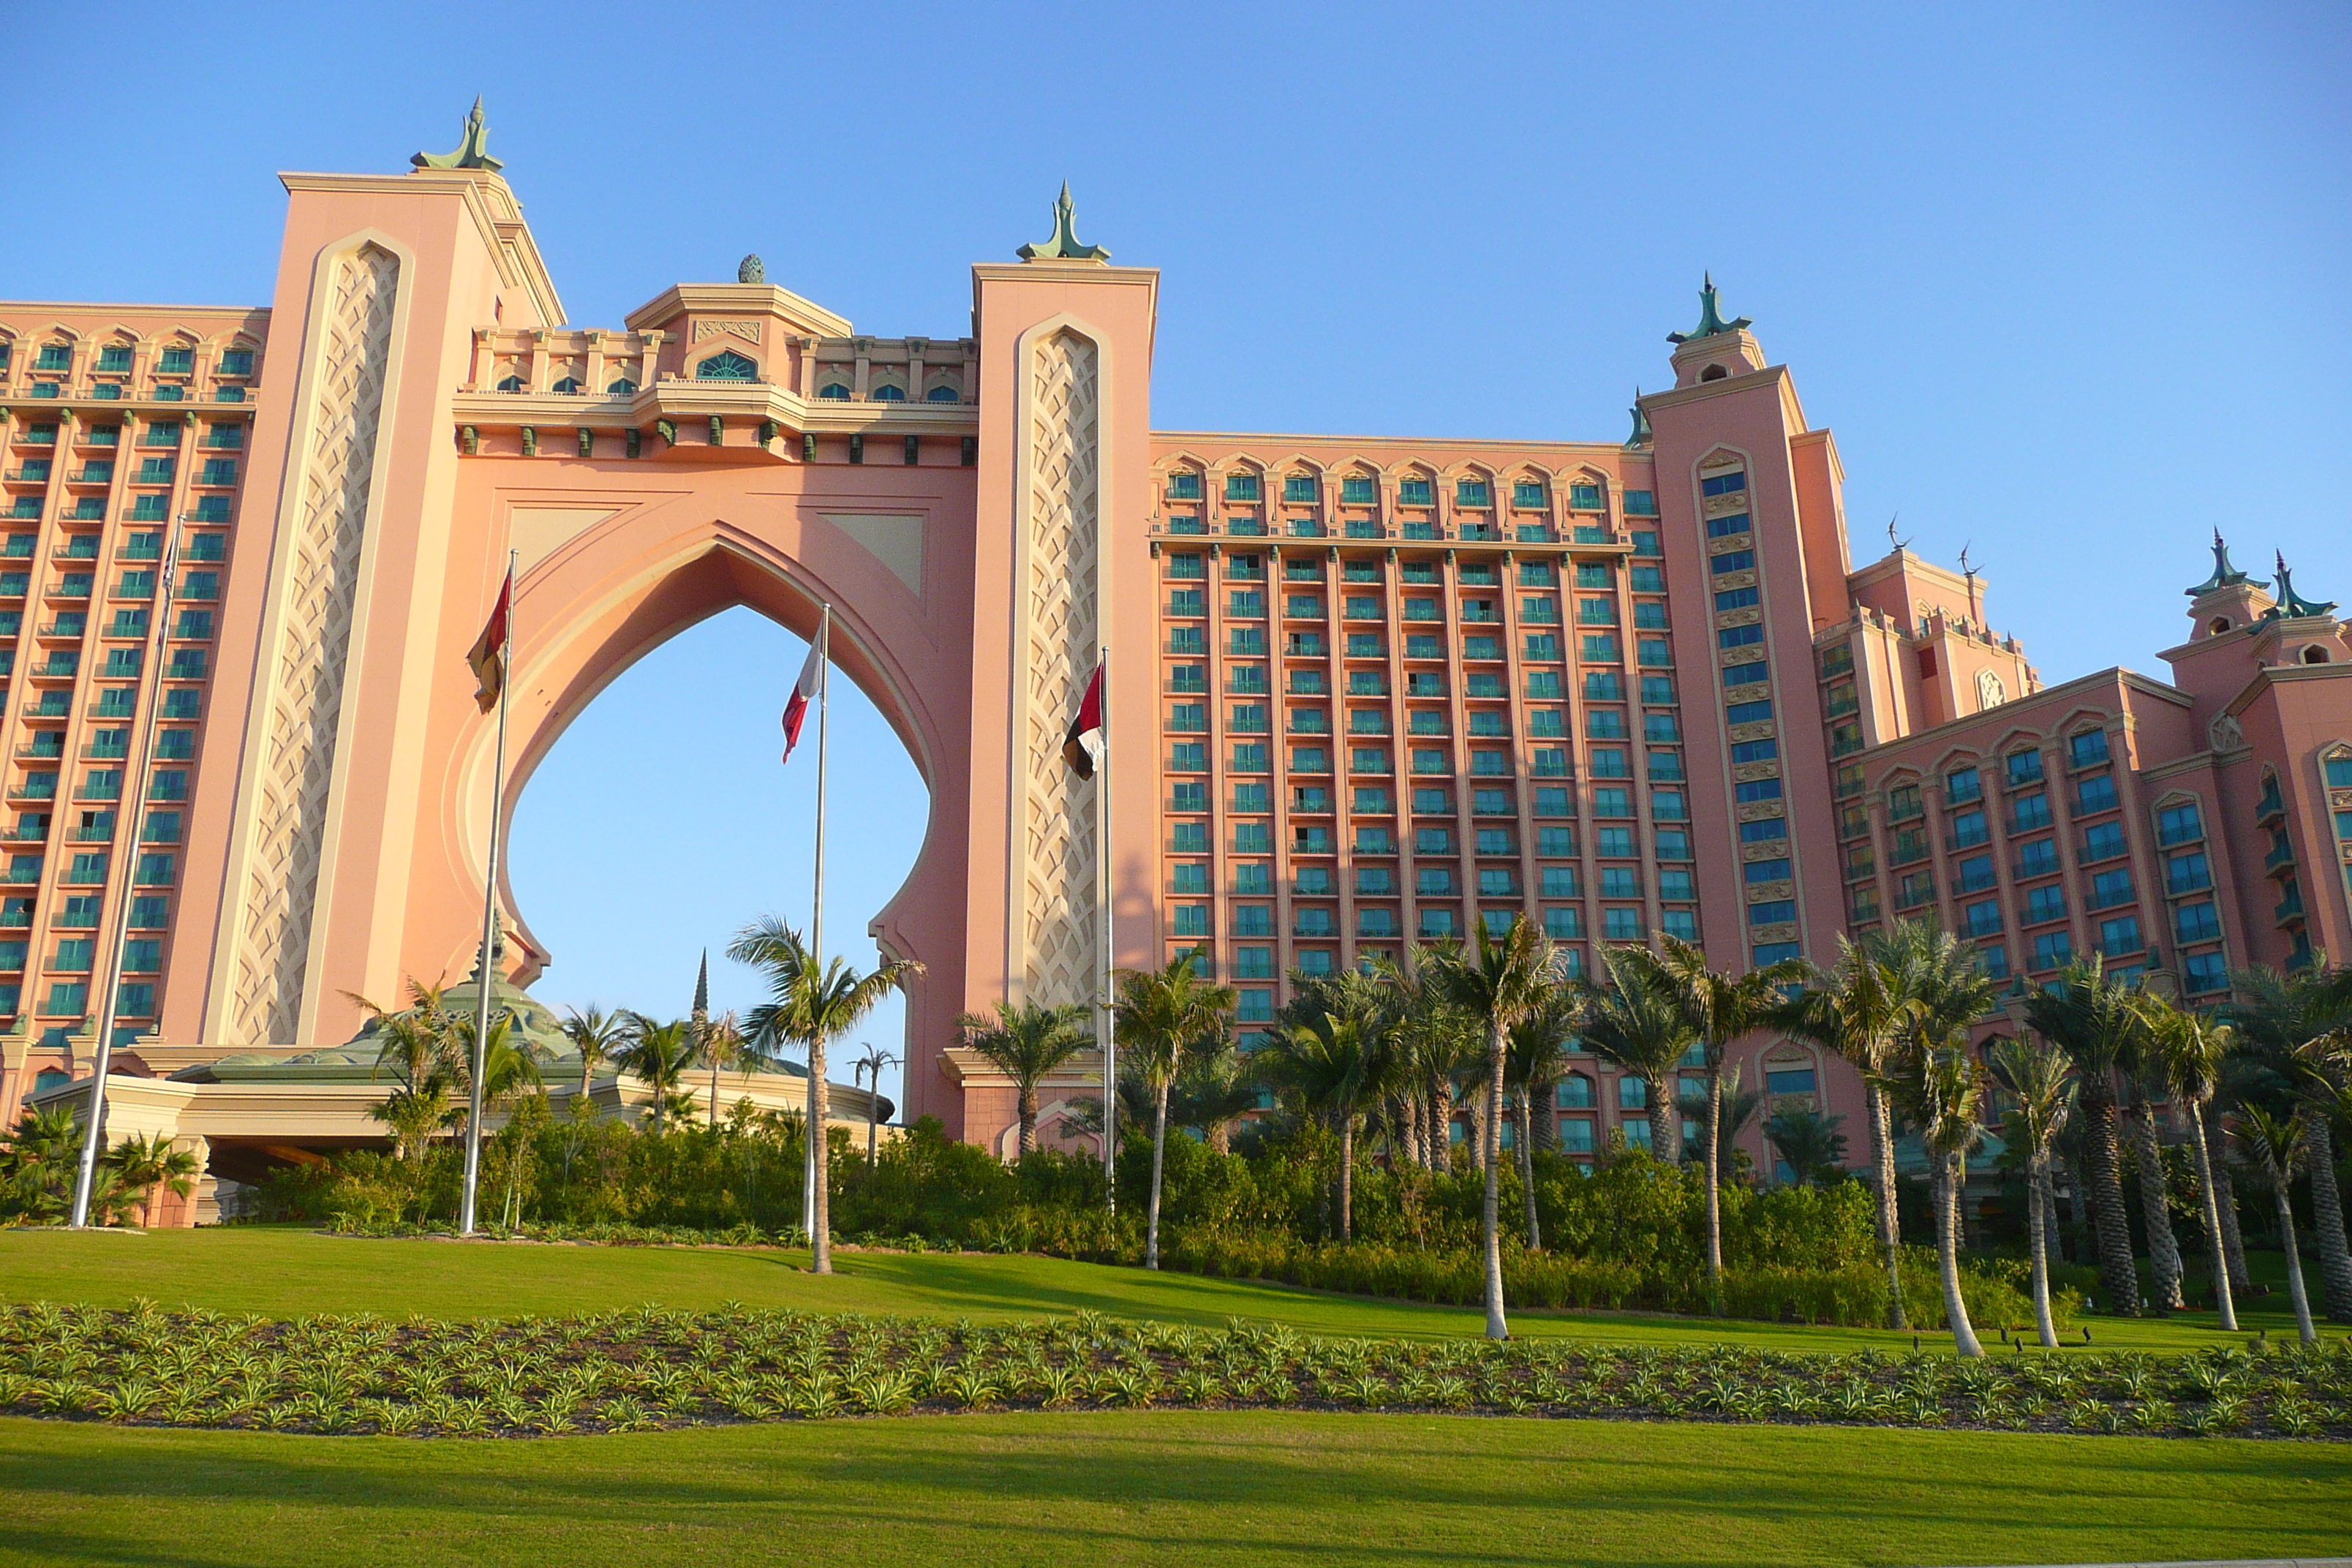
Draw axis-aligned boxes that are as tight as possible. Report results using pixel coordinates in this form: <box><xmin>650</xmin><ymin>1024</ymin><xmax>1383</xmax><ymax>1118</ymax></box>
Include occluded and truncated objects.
<box><xmin>870</xmin><ymin>383</ymin><xmax>906</xmax><ymax>402</ymax></box>
<box><xmin>696</xmin><ymin>350</ymin><xmax>758</xmax><ymax>382</ymax></box>
<box><xmin>2304</xmin><ymin>645</ymin><xmax>2332</xmax><ymax>665</ymax></box>
<box><xmin>2209</xmin><ymin>616</ymin><xmax>2233</xmax><ymax>636</ymax></box>
<box><xmin>817</xmin><ymin>383</ymin><xmax>852</xmax><ymax>400</ymax></box>
<box><xmin>494</xmin><ymin>374</ymin><xmax>524</xmax><ymax>393</ymax></box>
<box><xmin>1557</xmin><ymin>1071</ymin><xmax>1594</xmax><ymax>1109</ymax></box>
<box><xmin>550</xmin><ymin>376</ymin><xmax>582</xmax><ymax>394</ymax></box>
<box><xmin>1700</xmin><ymin>363</ymin><xmax>1729</xmax><ymax>382</ymax></box>
<box><xmin>925</xmin><ymin>384</ymin><xmax>960</xmax><ymax>402</ymax></box>
<box><xmin>606</xmin><ymin>377</ymin><xmax>637</xmax><ymax>396</ymax></box>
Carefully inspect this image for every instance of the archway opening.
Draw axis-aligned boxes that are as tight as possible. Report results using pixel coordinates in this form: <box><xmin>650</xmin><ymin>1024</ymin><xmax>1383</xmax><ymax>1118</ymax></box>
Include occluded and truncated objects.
<box><xmin>507</xmin><ymin>605</ymin><xmax>930</xmax><ymax>1119</ymax></box>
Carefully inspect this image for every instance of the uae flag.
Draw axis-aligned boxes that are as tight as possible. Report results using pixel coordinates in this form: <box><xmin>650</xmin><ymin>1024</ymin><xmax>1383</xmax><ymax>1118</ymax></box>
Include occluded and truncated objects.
<box><xmin>781</xmin><ymin>633</ymin><xmax>823</xmax><ymax>764</ymax></box>
<box><xmin>467</xmin><ymin>568</ymin><xmax>512</xmax><ymax>714</ymax></box>
<box><xmin>1062</xmin><ymin>659</ymin><xmax>1105</xmax><ymax>778</ymax></box>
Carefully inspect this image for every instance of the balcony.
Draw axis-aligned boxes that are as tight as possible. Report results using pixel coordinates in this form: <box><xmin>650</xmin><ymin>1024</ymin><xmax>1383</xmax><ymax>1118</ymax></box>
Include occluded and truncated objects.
<box><xmin>1888</xmin><ymin>836</ymin><xmax>1932</xmax><ymax>868</ymax></box>
<box><xmin>2255</xmin><ymin>783</ymin><xmax>2286</xmax><ymax>826</ymax></box>
<box><xmin>2264</xmin><ymin>840</ymin><xmax>2299</xmax><ymax>876</ymax></box>
<box><xmin>1946</xmin><ymin>826</ymin><xmax>1992</xmax><ymax>852</ymax></box>
<box><xmin>2275</xmin><ymin>888</ymin><xmax>2305</xmax><ymax>926</ymax></box>
<box><xmin>1894</xmin><ymin>881</ymin><xmax>1939</xmax><ymax>911</ymax></box>
<box><xmin>2166</xmin><ymin>870</ymin><xmax>2215</xmax><ymax>897</ymax></box>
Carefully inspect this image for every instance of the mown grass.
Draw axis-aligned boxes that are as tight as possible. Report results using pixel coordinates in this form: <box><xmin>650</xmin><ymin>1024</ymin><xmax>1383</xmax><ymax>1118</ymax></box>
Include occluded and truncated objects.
<box><xmin>0</xmin><ymin>1224</ymin><xmax>2323</xmax><ymax>1354</ymax></box>
<box><xmin>1</xmin><ymin>1410</ymin><xmax>2345</xmax><ymax>1568</ymax></box>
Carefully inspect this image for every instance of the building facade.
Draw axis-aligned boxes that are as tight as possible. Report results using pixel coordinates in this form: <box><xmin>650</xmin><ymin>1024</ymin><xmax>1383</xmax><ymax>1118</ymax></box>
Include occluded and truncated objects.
<box><xmin>1</xmin><ymin>121</ymin><xmax>2345</xmax><ymax>1202</ymax></box>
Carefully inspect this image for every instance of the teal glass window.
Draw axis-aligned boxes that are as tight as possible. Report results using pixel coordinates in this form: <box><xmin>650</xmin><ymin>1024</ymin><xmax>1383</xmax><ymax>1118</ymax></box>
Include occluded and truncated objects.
<box><xmin>696</xmin><ymin>350</ymin><xmax>757</xmax><ymax>380</ymax></box>
<box><xmin>217</xmin><ymin>350</ymin><xmax>255</xmax><ymax>377</ymax></box>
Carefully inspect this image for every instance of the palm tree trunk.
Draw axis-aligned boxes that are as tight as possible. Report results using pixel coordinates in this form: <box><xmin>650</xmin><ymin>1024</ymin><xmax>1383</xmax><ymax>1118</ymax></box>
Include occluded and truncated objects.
<box><xmin>2205</xmin><ymin>1105</ymin><xmax>2250</xmax><ymax>1291</ymax></box>
<box><xmin>1017</xmin><ymin>1084</ymin><xmax>1039</xmax><ymax>1158</ymax></box>
<box><xmin>2296</xmin><ymin>1111</ymin><xmax>2352</xmax><ymax>1323</ymax></box>
<box><xmin>1465</xmin><ymin>1087</ymin><xmax>1488</xmax><ymax>1177</ymax></box>
<box><xmin>1339</xmin><ymin>1114</ymin><xmax>1354</xmax><ymax>1243</ymax></box>
<box><xmin>1647</xmin><ymin>1089</ymin><xmax>1676</xmax><ymax>1167</ymax></box>
<box><xmin>2185</xmin><ymin>1098</ymin><xmax>2237</xmax><ymax>1330</ymax></box>
<box><xmin>1934</xmin><ymin>1150</ymin><xmax>1984</xmax><ymax>1356</ymax></box>
<box><xmin>2133</xmin><ymin>1104</ymin><xmax>2185</xmax><ymax>1311</ymax></box>
<box><xmin>1702</xmin><ymin>1063</ymin><xmax>1725</xmax><ymax>1315</ymax></box>
<box><xmin>2080</xmin><ymin>1093</ymin><xmax>2140</xmax><ymax>1316</ymax></box>
<box><xmin>1146</xmin><ymin>1081</ymin><xmax>1170</xmax><ymax>1270</ymax></box>
<box><xmin>1866</xmin><ymin>1083</ymin><xmax>1908</xmax><ymax>1331</ymax></box>
<box><xmin>1518</xmin><ymin>1086</ymin><xmax>1541</xmax><ymax>1251</ymax></box>
<box><xmin>1480</xmin><ymin>1023</ymin><xmax>1508</xmax><ymax>1341</ymax></box>
<box><xmin>2027</xmin><ymin>1156</ymin><xmax>2059</xmax><ymax>1347</ymax></box>
<box><xmin>809</xmin><ymin>1037</ymin><xmax>832</xmax><ymax>1273</ymax></box>
<box><xmin>2042</xmin><ymin>1166</ymin><xmax>2066</xmax><ymax>1264</ymax></box>
<box><xmin>2277</xmin><ymin>1181</ymin><xmax>2318</xmax><ymax>1346</ymax></box>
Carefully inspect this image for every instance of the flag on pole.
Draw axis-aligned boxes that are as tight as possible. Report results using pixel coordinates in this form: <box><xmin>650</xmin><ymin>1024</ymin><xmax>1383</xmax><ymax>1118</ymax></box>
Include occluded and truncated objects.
<box><xmin>467</xmin><ymin>568</ymin><xmax>512</xmax><ymax>714</ymax></box>
<box><xmin>1062</xmin><ymin>658</ymin><xmax>1105</xmax><ymax>778</ymax></box>
<box><xmin>782</xmin><ymin>628</ymin><xmax>824</xmax><ymax>764</ymax></box>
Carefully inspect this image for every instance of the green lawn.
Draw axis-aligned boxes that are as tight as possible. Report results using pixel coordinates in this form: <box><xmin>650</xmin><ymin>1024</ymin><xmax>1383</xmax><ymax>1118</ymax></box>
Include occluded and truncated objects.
<box><xmin>0</xmin><ymin>1225</ymin><xmax>2323</xmax><ymax>1354</ymax></box>
<box><xmin>3</xmin><ymin>1411</ymin><xmax>2345</xmax><ymax>1568</ymax></box>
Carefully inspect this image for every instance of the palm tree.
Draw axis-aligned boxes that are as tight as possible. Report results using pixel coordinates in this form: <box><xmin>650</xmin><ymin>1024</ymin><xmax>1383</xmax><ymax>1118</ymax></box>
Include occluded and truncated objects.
<box><xmin>1776</xmin><ymin>930</ymin><xmax>1916</xmax><ymax>1327</ymax></box>
<box><xmin>1988</xmin><ymin>1035</ymin><xmax>2076</xmax><ymax>1346</ymax></box>
<box><xmin>1112</xmin><ymin>954</ymin><xmax>1236</xmax><ymax>1269</ymax></box>
<box><xmin>559</xmin><ymin>1003</ymin><xmax>626</xmax><ymax>1100</ymax></box>
<box><xmin>1907</xmin><ymin>1041</ymin><xmax>1991</xmax><ymax>1356</ymax></box>
<box><xmin>2143</xmin><ymin>1000</ymin><xmax>2239</xmax><ymax>1330</ymax></box>
<box><xmin>615</xmin><ymin>1013</ymin><xmax>696</xmax><ymax>1132</ymax></box>
<box><xmin>102</xmin><ymin>1133</ymin><xmax>195</xmax><ymax>1232</ymax></box>
<box><xmin>366</xmin><ymin>1082</ymin><xmax>454</xmax><ymax>1163</ymax></box>
<box><xmin>1431</xmin><ymin>914</ymin><xmax>1560</xmax><ymax>1341</ymax></box>
<box><xmin>1505</xmin><ymin>987</ymin><xmax>1580</xmax><ymax>1250</ymax></box>
<box><xmin>1677</xmin><ymin>1068</ymin><xmax>1763</xmax><ymax>1172</ymax></box>
<box><xmin>1576</xmin><ymin>945</ymin><xmax>1693</xmax><ymax>1164</ymax></box>
<box><xmin>1627</xmin><ymin>934</ymin><xmax>1805</xmax><ymax>1315</ymax></box>
<box><xmin>1763</xmin><ymin>1107</ymin><xmax>1850</xmax><ymax>1188</ymax></box>
<box><xmin>958</xmin><ymin>1000</ymin><xmax>1091</xmax><ymax>1157</ymax></box>
<box><xmin>1</xmin><ymin>1103</ymin><xmax>93</xmax><ymax>1221</ymax></box>
<box><xmin>2231</xmin><ymin>962</ymin><xmax>2352</xmax><ymax>1322</ymax></box>
<box><xmin>2023</xmin><ymin>956</ymin><xmax>2149</xmax><ymax>1316</ymax></box>
<box><xmin>1169</xmin><ymin>1035</ymin><xmax>1263</xmax><ymax>1155</ymax></box>
<box><xmin>1262</xmin><ymin>1009</ymin><xmax>1387</xmax><ymax>1241</ymax></box>
<box><xmin>851</xmin><ymin>1043</ymin><xmax>900</xmax><ymax>1165</ymax></box>
<box><xmin>2234</xmin><ymin>1104</ymin><xmax>2318</xmax><ymax>1345</ymax></box>
<box><xmin>2119</xmin><ymin>999</ymin><xmax>2187</xmax><ymax>1313</ymax></box>
<box><xmin>699</xmin><ymin>1010</ymin><xmax>747</xmax><ymax>1124</ymax></box>
<box><xmin>1375</xmin><ymin>953</ymin><xmax>1480</xmax><ymax>1172</ymax></box>
<box><xmin>728</xmin><ymin>916</ymin><xmax>922</xmax><ymax>1275</ymax></box>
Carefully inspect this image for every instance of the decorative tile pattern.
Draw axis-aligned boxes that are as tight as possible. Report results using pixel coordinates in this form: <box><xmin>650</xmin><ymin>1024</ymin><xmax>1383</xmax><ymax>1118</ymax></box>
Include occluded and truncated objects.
<box><xmin>1020</xmin><ymin>329</ymin><xmax>1101</xmax><ymax>1009</ymax></box>
<box><xmin>225</xmin><ymin>244</ymin><xmax>399</xmax><ymax>1044</ymax></box>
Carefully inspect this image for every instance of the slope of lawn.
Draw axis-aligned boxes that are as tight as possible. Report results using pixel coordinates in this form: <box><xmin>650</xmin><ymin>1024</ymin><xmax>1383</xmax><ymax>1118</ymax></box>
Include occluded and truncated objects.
<box><xmin>2</xmin><ymin>1410</ymin><xmax>2345</xmax><ymax>1568</ymax></box>
<box><xmin>0</xmin><ymin>1224</ymin><xmax>2325</xmax><ymax>1354</ymax></box>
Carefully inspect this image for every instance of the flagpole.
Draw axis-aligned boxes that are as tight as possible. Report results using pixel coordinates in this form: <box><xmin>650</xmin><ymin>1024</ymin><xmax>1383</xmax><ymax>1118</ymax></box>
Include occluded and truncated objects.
<box><xmin>803</xmin><ymin>605</ymin><xmax>829</xmax><ymax>1240</ymax></box>
<box><xmin>459</xmin><ymin>549</ymin><xmax>516</xmax><ymax>1237</ymax></box>
<box><xmin>1098</xmin><ymin>644</ymin><xmax>1115</xmax><ymax>1214</ymax></box>
<box><xmin>67</xmin><ymin>516</ymin><xmax>184</xmax><ymax>1229</ymax></box>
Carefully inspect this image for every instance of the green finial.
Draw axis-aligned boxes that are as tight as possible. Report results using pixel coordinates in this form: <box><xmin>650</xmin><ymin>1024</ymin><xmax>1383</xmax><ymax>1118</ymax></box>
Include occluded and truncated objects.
<box><xmin>1667</xmin><ymin>272</ymin><xmax>1752</xmax><ymax>345</ymax></box>
<box><xmin>2185</xmin><ymin>529</ymin><xmax>2262</xmax><ymax>599</ymax></box>
<box><xmin>1017</xmin><ymin>182</ymin><xmax>1109</xmax><ymax>262</ymax></box>
<box><xmin>2269</xmin><ymin>551</ymin><xmax>2337</xmax><ymax>619</ymax></box>
<box><xmin>411</xmin><ymin>96</ymin><xmax>504</xmax><ymax>173</ymax></box>
<box><xmin>1624</xmin><ymin>388</ymin><xmax>1652</xmax><ymax>450</ymax></box>
<box><xmin>693</xmin><ymin>949</ymin><xmax>709</xmax><ymax>1019</ymax></box>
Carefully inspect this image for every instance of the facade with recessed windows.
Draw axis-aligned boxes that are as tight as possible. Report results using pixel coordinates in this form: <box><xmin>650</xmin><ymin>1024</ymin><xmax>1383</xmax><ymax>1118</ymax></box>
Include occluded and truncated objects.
<box><xmin>0</xmin><ymin>119</ymin><xmax>2345</xmax><ymax>1211</ymax></box>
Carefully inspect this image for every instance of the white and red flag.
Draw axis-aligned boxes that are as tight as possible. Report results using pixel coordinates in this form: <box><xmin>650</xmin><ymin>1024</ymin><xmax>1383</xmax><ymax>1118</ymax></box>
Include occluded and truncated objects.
<box><xmin>782</xmin><ymin>629</ymin><xmax>824</xmax><ymax>764</ymax></box>
<box><xmin>1062</xmin><ymin>658</ymin><xmax>1105</xmax><ymax>778</ymax></box>
<box><xmin>467</xmin><ymin>568</ymin><xmax>512</xmax><ymax>714</ymax></box>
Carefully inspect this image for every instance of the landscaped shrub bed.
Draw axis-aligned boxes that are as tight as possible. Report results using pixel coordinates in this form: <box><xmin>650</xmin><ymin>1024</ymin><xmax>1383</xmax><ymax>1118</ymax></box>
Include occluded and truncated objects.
<box><xmin>1</xmin><ymin>1300</ymin><xmax>2342</xmax><ymax>1440</ymax></box>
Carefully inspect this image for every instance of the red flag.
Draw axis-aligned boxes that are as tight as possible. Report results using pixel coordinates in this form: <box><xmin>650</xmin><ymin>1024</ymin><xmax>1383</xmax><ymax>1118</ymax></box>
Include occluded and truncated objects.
<box><xmin>467</xmin><ymin>568</ymin><xmax>511</xmax><ymax>714</ymax></box>
<box><xmin>781</xmin><ymin>633</ymin><xmax>823</xmax><ymax>764</ymax></box>
<box><xmin>1063</xmin><ymin>659</ymin><xmax>1104</xmax><ymax>778</ymax></box>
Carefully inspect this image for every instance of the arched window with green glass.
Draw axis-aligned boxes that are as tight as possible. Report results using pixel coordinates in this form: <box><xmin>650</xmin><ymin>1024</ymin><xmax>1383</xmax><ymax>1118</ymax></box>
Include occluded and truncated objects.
<box><xmin>695</xmin><ymin>350</ymin><xmax>758</xmax><ymax>382</ymax></box>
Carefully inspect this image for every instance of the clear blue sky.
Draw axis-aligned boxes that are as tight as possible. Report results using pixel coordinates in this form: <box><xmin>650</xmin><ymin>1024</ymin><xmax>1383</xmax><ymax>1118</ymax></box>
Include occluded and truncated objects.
<box><xmin>4</xmin><ymin>3</ymin><xmax>2345</xmax><ymax>1111</ymax></box>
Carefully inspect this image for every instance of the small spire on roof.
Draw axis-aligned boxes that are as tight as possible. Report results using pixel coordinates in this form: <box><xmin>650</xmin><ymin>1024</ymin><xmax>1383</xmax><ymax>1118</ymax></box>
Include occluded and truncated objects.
<box><xmin>2185</xmin><ymin>529</ymin><xmax>2262</xmax><ymax>598</ymax></box>
<box><xmin>2269</xmin><ymin>551</ymin><xmax>2337</xmax><ymax>619</ymax></box>
<box><xmin>1668</xmin><ymin>274</ymin><xmax>1752</xmax><ymax>345</ymax></box>
<box><xmin>1017</xmin><ymin>182</ymin><xmax>1110</xmax><ymax>263</ymax></box>
<box><xmin>1623</xmin><ymin>387</ymin><xmax>1652</xmax><ymax>449</ymax></box>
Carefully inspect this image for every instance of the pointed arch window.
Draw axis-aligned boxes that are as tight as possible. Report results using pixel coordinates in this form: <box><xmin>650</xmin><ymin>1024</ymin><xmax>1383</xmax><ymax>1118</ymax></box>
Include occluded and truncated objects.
<box><xmin>606</xmin><ymin>377</ymin><xmax>637</xmax><ymax>396</ymax></box>
<box><xmin>925</xmin><ymin>384</ymin><xmax>961</xmax><ymax>402</ymax></box>
<box><xmin>551</xmin><ymin>376</ymin><xmax>582</xmax><ymax>394</ymax></box>
<box><xmin>494</xmin><ymin>374</ymin><xmax>524</xmax><ymax>393</ymax></box>
<box><xmin>695</xmin><ymin>350</ymin><xmax>758</xmax><ymax>382</ymax></box>
<box><xmin>817</xmin><ymin>383</ymin><xmax>852</xmax><ymax>400</ymax></box>
<box><xmin>870</xmin><ymin>382</ymin><xmax>906</xmax><ymax>402</ymax></box>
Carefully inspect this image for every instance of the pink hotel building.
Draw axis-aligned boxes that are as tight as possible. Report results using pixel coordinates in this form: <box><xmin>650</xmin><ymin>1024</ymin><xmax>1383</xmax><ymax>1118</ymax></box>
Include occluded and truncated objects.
<box><xmin>0</xmin><ymin>119</ymin><xmax>2346</xmax><ymax>1204</ymax></box>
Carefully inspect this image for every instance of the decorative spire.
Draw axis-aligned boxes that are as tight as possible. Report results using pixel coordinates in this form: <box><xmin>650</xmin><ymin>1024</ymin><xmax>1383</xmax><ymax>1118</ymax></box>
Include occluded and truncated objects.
<box><xmin>1667</xmin><ymin>272</ymin><xmax>1752</xmax><ymax>345</ymax></box>
<box><xmin>1017</xmin><ymin>182</ymin><xmax>1110</xmax><ymax>263</ymax></box>
<box><xmin>2184</xmin><ymin>529</ymin><xmax>2263</xmax><ymax>598</ymax></box>
<box><xmin>2269</xmin><ymin>551</ymin><xmax>2337</xmax><ymax>619</ymax></box>
<box><xmin>1623</xmin><ymin>388</ymin><xmax>1652</xmax><ymax>450</ymax></box>
<box><xmin>692</xmin><ymin>949</ymin><xmax>709</xmax><ymax>1020</ymax></box>
<box><xmin>737</xmin><ymin>255</ymin><xmax>766</xmax><ymax>285</ymax></box>
<box><xmin>410</xmin><ymin>96</ymin><xmax>504</xmax><ymax>173</ymax></box>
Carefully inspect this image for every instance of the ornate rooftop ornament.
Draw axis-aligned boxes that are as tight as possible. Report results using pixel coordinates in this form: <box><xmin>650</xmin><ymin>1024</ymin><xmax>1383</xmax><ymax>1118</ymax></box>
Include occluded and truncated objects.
<box><xmin>2185</xmin><ymin>529</ymin><xmax>2264</xmax><ymax>598</ymax></box>
<box><xmin>738</xmin><ymin>255</ymin><xmax>766</xmax><ymax>285</ymax></box>
<box><xmin>1667</xmin><ymin>273</ymin><xmax>1752</xmax><ymax>345</ymax></box>
<box><xmin>1624</xmin><ymin>388</ymin><xmax>1652</xmax><ymax>449</ymax></box>
<box><xmin>411</xmin><ymin>96</ymin><xmax>505</xmax><ymax>173</ymax></box>
<box><xmin>1017</xmin><ymin>183</ymin><xmax>1110</xmax><ymax>262</ymax></box>
<box><xmin>2269</xmin><ymin>551</ymin><xmax>2337</xmax><ymax>619</ymax></box>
